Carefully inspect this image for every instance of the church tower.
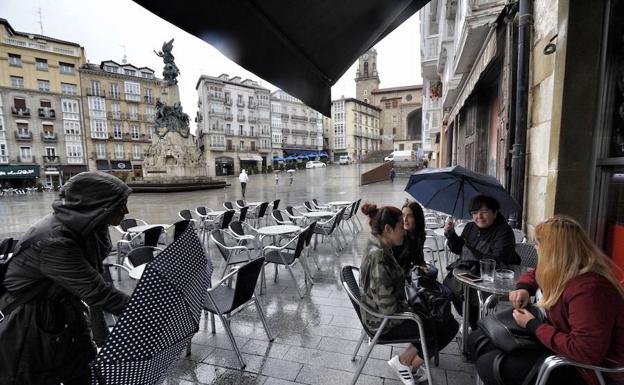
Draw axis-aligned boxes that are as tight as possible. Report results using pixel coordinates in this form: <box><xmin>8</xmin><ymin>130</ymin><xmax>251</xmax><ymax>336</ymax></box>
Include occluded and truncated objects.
<box><xmin>355</xmin><ymin>48</ymin><xmax>380</xmax><ymax>103</ymax></box>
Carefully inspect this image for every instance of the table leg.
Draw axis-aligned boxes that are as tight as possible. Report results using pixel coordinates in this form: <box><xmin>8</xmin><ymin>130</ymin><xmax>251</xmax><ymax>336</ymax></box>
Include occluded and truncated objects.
<box><xmin>462</xmin><ymin>283</ymin><xmax>471</xmax><ymax>355</ymax></box>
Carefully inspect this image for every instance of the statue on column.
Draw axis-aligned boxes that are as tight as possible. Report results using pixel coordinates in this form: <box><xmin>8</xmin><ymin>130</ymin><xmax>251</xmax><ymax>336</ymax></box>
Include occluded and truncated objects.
<box><xmin>154</xmin><ymin>38</ymin><xmax>180</xmax><ymax>85</ymax></box>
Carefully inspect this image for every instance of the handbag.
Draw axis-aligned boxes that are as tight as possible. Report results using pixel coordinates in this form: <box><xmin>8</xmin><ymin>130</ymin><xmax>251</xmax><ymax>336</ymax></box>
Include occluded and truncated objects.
<box><xmin>477</xmin><ymin>305</ymin><xmax>546</xmax><ymax>353</ymax></box>
<box><xmin>405</xmin><ymin>273</ymin><xmax>453</xmax><ymax>323</ymax></box>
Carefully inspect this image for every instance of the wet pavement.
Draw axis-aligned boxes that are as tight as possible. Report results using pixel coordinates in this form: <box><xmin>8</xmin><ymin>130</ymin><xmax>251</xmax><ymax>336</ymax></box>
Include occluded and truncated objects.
<box><xmin>0</xmin><ymin>164</ymin><xmax>474</xmax><ymax>384</ymax></box>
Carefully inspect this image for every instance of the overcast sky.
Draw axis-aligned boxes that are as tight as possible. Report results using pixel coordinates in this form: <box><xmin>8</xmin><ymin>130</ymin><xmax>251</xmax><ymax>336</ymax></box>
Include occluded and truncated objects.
<box><xmin>1</xmin><ymin>0</ymin><xmax>422</xmax><ymax>130</ymax></box>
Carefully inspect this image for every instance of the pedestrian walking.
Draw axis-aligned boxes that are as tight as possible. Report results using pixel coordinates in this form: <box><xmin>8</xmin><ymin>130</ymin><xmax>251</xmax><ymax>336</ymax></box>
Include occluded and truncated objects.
<box><xmin>239</xmin><ymin>169</ymin><xmax>249</xmax><ymax>198</ymax></box>
<box><xmin>0</xmin><ymin>171</ymin><xmax>131</xmax><ymax>385</ymax></box>
<box><xmin>389</xmin><ymin>167</ymin><xmax>396</xmax><ymax>183</ymax></box>
<box><xmin>287</xmin><ymin>169</ymin><xmax>295</xmax><ymax>185</ymax></box>
<box><xmin>275</xmin><ymin>171</ymin><xmax>280</xmax><ymax>185</ymax></box>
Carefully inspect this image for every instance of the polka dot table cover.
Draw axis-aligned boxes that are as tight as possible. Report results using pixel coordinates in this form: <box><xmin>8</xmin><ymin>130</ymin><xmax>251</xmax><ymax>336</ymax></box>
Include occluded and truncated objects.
<box><xmin>92</xmin><ymin>220</ymin><xmax>212</xmax><ymax>384</ymax></box>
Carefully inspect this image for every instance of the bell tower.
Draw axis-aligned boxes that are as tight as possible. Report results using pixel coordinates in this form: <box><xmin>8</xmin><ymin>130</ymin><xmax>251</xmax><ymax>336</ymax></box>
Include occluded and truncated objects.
<box><xmin>355</xmin><ymin>48</ymin><xmax>380</xmax><ymax>103</ymax></box>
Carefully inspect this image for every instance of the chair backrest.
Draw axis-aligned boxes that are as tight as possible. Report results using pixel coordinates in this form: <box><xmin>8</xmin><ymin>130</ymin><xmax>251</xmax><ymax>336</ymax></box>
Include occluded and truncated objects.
<box><xmin>333</xmin><ymin>207</ymin><xmax>347</xmax><ymax>230</ymax></box>
<box><xmin>178</xmin><ymin>209</ymin><xmax>193</xmax><ymax>221</ymax></box>
<box><xmin>303</xmin><ymin>201</ymin><xmax>314</xmax><ymax>212</ymax></box>
<box><xmin>210</xmin><ymin>229</ymin><xmax>230</xmax><ymax>260</ymax></box>
<box><xmin>143</xmin><ymin>226</ymin><xmax>163</xmax><ymax>247</ymax></box>
<box><xmin>304</xmin><ymin>222</ymin><xmax>317</xmax><ymax>246</ymax></box>
<box><xmin>291</xmin><ymin>229</ymin><xmax>308</xmax><ymax>259</ymax></box>
<box><xmin>173</xmin><ymin>220</ymin><xmax>191</xmax><ymax>240</ymax></box>
<box><xmin>238</xmin><ymin>206</ymin><xmax>248</xmax><ymax>223</ymax></box>
<box><xmin>223</xmin><ymin>201</ymin><xmax>235</xmax><ymax>210</ymax></box>
<box><xmin>119</xmin><ymin>218</ymin><xmax>139</xmax><ymax>232</ymax></box>
<box><xmin>236</xmin><ymin>200</ymin><xmax>247</xmax><ymax>208</ymax></box>
<box><xmin>535</xmin><ymin>355</ymin><xmax>624</xmax><ymax>385</ymax></box>
<box><xmin>272</xmin><ymin>199</ymin><xmax>280</xmax><ymax>211</ymax></box>
<box><xmin>344</xmin><ymin>201</ymin><xmax>356</xmax><ymax>219</ymax></box>
<box><xmin>513</xmin><ymin>228</ymin><xmax>527</xmax><ymax>243</ymax></box>
<box><xmin>285</xmin><ymin>206</ymin><xmax>296</xmax><ymax>217</ymax></box>
<box><xmin>312</xmin><ymin>198</ymin><xmax>320</xmax><ymax>206</ymax></box>
<box><xmin>354</xmin><ymin>199</ymin><xmax>362</xmax><ymax>215</ymax></box>
<box><xmin>257</xmin><ymin>202</ymin><xmax>269</xmax><ymax>218</ymax></box>
<box><xmin>515</xmin><ymin>243</ymin><xmax>538</xmax><ymax>268</ymax></box>
<box><xmin>126</xmin><ymin>246</ymin><xmax>155</xmax><ymax>267</ymax></box>
<box><xmin>231</xmin><ymin>257</ymin><xmax>265</xmax><ymax>309</ymax></box>
<box><xmin>196</xmin><ymin>206</ymin><xmax>208</xmax><ymax>216</ymax></box>
<box><xmin>221</xmin><ymin>210</ymin><xmax>236</xmax><ymax>229</ymax></box>
<box><xmin>272</xmin><ymin>209</ymin><xmax>285</xmax><ymax>223</ymax></box>
<box><xmin>340</xmin><ymin>265</ymin><xmax>363</xmax><ymax>321</ymax></box>
<box><xmin>229</xmin><ymin>221</ymin><xmax>245</xmax><ymax>236</ymax></box>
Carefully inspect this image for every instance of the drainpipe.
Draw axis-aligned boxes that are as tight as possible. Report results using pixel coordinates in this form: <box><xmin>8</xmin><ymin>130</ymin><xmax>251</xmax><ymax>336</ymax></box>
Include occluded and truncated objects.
<box><xmin>509</xmin><ymin>0</ymin><xmax>532</xmax><ymax>229</ymax></box>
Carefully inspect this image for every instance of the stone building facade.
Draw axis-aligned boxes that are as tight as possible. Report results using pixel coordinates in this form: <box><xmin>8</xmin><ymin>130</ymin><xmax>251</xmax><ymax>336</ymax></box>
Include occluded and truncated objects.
<box><xmin>78</xmin><ymin>60</ymin><xmax>162</xmax><ymax>179</ymax></box>
<box><xmin>330</xmin><ymin>98</ymin><xmax>381</xmax><ymax>162</ymax></box>
<box><xmin>0</xmin><ymin>18</ymin><xmax>87</xmax><ymax>188</ymax></box>
<box><xmin>196</xmin><ymin>74</ymin><xmax>271</xmax><ymax>176</ymax></box>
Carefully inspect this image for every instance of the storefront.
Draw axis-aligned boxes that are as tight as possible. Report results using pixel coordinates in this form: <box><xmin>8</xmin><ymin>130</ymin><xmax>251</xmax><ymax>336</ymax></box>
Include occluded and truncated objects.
<box><xmin>0</xmin><ymin>165</ymin><xmax>40</xmax><ymax>188</ymax></box>
<box><xmin>238</xmin><ymin>154</ymin><xmax>262</xmax><ymax>174</ymax></box>
<box><xmin>43</xmin><ymin>166</ymin><xmax>61</xmax><ymax>188</ymax></box>
<box><xmin>110</xmin><ymin>160</ymin><xmax>132</xmax><ymax>181</ymax></box>
<box><xmin>61</xmin><ymin>165</ymin><xmax>88</xmax><ymax>181</ymax></box>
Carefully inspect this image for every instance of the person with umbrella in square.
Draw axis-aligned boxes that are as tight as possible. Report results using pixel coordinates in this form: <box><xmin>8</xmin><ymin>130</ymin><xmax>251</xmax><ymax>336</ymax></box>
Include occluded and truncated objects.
<box><xmin>0</xmin><ymin>171</ymin><xmax>131</xmax><ymax>385</ymax></box>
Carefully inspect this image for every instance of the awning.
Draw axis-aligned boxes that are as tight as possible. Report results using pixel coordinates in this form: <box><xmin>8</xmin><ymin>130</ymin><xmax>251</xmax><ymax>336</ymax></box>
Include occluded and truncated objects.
<box><xmin>96</xmin><ymin>160</ymin><xmax>110</xmax><ymax>171</ymax></box>
<box><xmin>239</xmin><ymin>154</ymin><xmax>263</xmax><ymax>162</ymax></box>
<box><xmin>133</xmin><ymin>0</ymin><xmax>428</xmax><ymax>116</ymax></box>
<box><xmin>0</xmin><ymin>165</ymin><xmax>40</xmax><ymax>179</ymax></box>
<box><xmin>61</xmin><ymin>165</ymin><xmax>88</xmax><ymax>174</ymax></box>
<box><xmin>44</xmin><ymin>166</ymin><xmax>60</xmax><ymax>175</ymax></box>
<box><xmin>110</xmin><ymin>160</ymin><xmax>132</xmax><ymax>171</ymax></box>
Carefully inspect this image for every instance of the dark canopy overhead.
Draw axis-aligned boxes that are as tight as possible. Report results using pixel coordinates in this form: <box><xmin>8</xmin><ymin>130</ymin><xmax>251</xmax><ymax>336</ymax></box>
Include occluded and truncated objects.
<box><xmin>134</xmin><ymin>0</ymin><xmax>428</xmax><ymax>116</ymax></box>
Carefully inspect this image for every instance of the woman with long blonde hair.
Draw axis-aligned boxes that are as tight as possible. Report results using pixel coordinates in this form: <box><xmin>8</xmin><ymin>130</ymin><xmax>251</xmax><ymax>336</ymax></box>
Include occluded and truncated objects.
<box><xmin>473</xmin><ymin>215</ymin><xmax>624</xmax><ymax>385</ymax></box>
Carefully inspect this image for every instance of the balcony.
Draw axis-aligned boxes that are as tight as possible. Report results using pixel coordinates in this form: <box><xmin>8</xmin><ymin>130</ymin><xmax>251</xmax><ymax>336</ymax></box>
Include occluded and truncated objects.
<box><xmin>108</xmin><ymin>111</ymin><xmax>122</xmax><ymax>120</ymax></box>
<box><xmin>11</xmin><ymin>107</ymin><xmax>31</xmax><ymax>117</ymax></box>
<box><xmin>62</xmin><ymin>111</ymin><xmax>80</xmax><ymax>120</ymax></box>
<box><xmin>280</xmin><ymin>113</ymin><xmax>290</xmax><ymax>120</ymax></box>
<box><xmin>0</xmin><ymin>155</ymin><xmax>8</xmax><ymax>164</ymax></box>
<box><xmin>309</xmin><ymin>117</ymin><xmax>318</xmax><ymax>123</ymax></box>
<box><xmin>145</xmin><ymin>114</ymin><xmax>155</xmax><ymax>122</ymax></box>
<box><xmin>224</xmin><ymin>113</ymin><xmax>234</xmax><ymax>121</ymax></box>
<box><xmin>41</xmin><ymin>132</ymin><xmax>58</xmax><ymax>142</ymax></box>
<box><xmin>248</xmin><ymin>100</ymin><xmax>257</xmax><ymax>109</ymax></box>
<box><xmin>422</xmin><ymin>35</ymin><xmax>440</xmax><ymax>78</ymax></box>
<box><xmin>236</xmin><ymin>100</ymin><xmax>245</xmax><ymax>108</ymax></box>
<box><xmin>87</xmin><ymin>88</ymin><xmax>106</xmax><ymax>97</ymax></box>
<box><xmin>144</xmin><ymin>95</ymin><xmax>155</xmax><ymax>104</ymax></box>
<box><xmin>224</xmin><ymin>129</ymin><xmax>236</xmax><ymax>136</ymax></box>
<box><xmin>224</xmin><ymin>98</ymin><xmax>233</xmax><ymax>106</ymax></box>
<box><xmin>18</xmin><ymin>155</ymin><xmax>34</xmax><ymax>163</ymax></box>
<box><xmin>43</xmin><ymin>155</ymin><xmax>60</xmax><ymax>164</ymax></box>
<box><xmin>209</xmin><ymin>142</ymin><xmax>226</xmax><ymax>151</ymax></box>
<box><xmin>14</xmin><ymin>130</ymin><xmax>33</xmax><ymax>141</ymax></box>
<box><xmin>248</xmin><ymin>115</ymin><xmax>257</xmax><ymax>123</ymax></box>
<box><xmin>207</xmin><ymin>92</ymin><xmax>224</xmax><ymax>100</ymax></box>
<box><xmin>126</xmin><ymin>113</ymin><xmax>142</xmax><ymax>121</ymax></box>
<box><xmin>109</xmin><ymin>92</ymin><xmax>121</xmax><ymax>100</ymax></box>
<box><xmin>125</xmin><ymin>93</ymin><xmax>141</xmax><ymax>102</ymax></box>
<box><xmin>291</xmin><ymin>115</ymin><xmax>308</xmax><ymax>122</ymax></box>
<box><xmin>38</xmin><ymin>107</ymin><xmax>56</xmax><ymax>119</ymax></box>
<box><xmin>91</xmin><ymin>130</ymin><xmax>109</xmax><ymax>140</ymax></box>
<box><xmin>237</xmin><ymin>115</ymin><xmax>246</xmax><ymax>123</ymax></box>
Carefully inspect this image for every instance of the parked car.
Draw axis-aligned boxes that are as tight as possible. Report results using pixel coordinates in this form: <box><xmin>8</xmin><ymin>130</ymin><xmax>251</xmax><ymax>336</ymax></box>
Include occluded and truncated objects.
<box><xmin>384</xmin><ymin>150</ymin><xmax>416</xmax><ymax>162</ymax></box>
<box><xmin>338</xmin><ymin>155</ymin><xmax>351</xmax><ymax>165</ymax></box>
<box><xmin>306</xmin><ymin>160</ymin><xmax>326</xmax><ymax>169</ymax></box>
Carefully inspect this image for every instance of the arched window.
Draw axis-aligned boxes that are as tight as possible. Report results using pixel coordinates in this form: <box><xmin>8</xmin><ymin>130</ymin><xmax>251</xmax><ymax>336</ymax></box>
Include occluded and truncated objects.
<box><xmin>363</xmin><ymin>61</ymin><xmax>369</xmax><ymax>76</ymax></box>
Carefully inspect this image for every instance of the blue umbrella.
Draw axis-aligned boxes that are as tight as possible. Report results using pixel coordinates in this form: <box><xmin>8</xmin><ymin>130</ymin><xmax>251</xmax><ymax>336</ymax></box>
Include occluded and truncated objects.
<box><xmin>284</xmin><ymin>156</ymin><xmax>297</xmax><ymax>161</ymax></box>
<box><xmin>297</xmin><ymin>155</ymin><xmax>307</xmax><ymax>159</ymax></box>
<box><xmin>320</xmin><ymin>152</ymin><xmax>328</xmax><ymax>157</ymax></box>
<box><xmin>404</xmin><ymin>165</ymin><xmax>520</xmax><ymax>219</ymax></box>
<box><xmin>272</xmin><ymin>156</ymin><xmax>284</xmax><ymax>162</ymax></box>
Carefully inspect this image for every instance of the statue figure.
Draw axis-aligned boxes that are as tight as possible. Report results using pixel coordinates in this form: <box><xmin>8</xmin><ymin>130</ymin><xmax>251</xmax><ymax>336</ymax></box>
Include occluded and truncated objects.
<box><xmin>154</xmin><ymin>98</ymin><xmax>190</xmax><ymax>139</ymax></box>
<box><xmin>154</xmin><ymin>39</ymin><xmax>180</xmax><ymax>85</ymax></box>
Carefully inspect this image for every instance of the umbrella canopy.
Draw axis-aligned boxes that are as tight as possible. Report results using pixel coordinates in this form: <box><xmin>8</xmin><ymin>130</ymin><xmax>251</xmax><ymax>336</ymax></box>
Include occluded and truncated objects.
<box><xmin>404</xmin><ymin>165</ymin><xmax>521</xmax><ymax>219</ymax></box>
<box><xmin>272</xmin><ymin>156</ymin><xmax>284</xmax><ymax>162</ymax></box>
<box><xmin>320</xmin><ymin>152</ymin><xmax>329</xmax><ymax>157</ymax></box>
<box><xmin>91</xmin><ymin>220</ymin><xmax>211</xmax><ymax>384</ymax></box>
<box><xmin>286</xmin><ymin>169</ymin><xmax>296</xmax><ymax>173</ymax></box>
<box><xmin>284</xmin><ymin>156</ymin><xmax>297</xmax><ymax>161</ymax></box>
<box><xmin>133</xmin><ymin>0</ymin><xmax>428</xmax><ymax>116</ymax></box>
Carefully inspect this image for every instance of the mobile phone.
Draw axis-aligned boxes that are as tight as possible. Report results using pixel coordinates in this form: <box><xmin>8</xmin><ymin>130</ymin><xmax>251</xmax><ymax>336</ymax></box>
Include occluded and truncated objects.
<box><xmin>458</xmin><ymin>272</ymin><xmax>483</xmax><ymax>282</ymax></box>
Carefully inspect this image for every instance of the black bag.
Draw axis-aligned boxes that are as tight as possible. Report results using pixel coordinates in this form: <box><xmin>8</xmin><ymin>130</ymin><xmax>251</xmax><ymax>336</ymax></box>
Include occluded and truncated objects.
<box><xmin>406</xmin><ymin>273</ymin><xmax>453</xmax><ymax>323</ymax></box>
<box><xmin>477</xmin><ymin>305</ymin><xmax>546</xmax><ymax>353</ymax></box>
<box><xmin>0</xmin><ymin>237</ymin><xmax>17</xmax><ymax>297</ymax></box>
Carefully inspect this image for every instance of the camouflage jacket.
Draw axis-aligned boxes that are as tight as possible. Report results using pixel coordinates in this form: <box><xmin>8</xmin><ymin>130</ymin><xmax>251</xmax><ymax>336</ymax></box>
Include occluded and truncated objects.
<box><xmin>359</xmin><ymin>239</ymin><xmax>409</xmax><ymax>331</ymax></box>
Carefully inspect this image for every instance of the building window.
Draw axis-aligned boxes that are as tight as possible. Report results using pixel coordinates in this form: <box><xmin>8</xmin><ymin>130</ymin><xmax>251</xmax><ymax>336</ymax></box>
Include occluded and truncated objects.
<box><xmin>392</xmin><ymin>100</ymin><xmax>398</xmax><ymax>108</ymax></box>
<box><xmin>17</xmin><ymin>123</ymin><xmax>29</xmax><ymax>136</ymax></box>
<box><xmin>124</xmin><ymin>81</ymin><xmax>140</xmax><ymax>101</ymax></box>
<box><xmin>113</xmin><ymin>124</ymin><xmax>122</xmax><ymax>139</ymax></box>
<box><xmin>145</xmin><ymin>106</ymin><xmax>154</xmax><ymax>121</ymax></box>
<box><xmin>131</xmin><ymin>125</ymin><xmax>139</xmax><ymax>140</ymax></box>
<box><xmin>128</xmin><ymin>105</ymin><xmax>138</xmax><ymax>120</ymax></box>
<box><xmin>132</xmin><ymin>144</ymin><xmax>141</xmax><ymax>159</ymax></box>
<box><xmin>66</xmin><ymin>144</ymin><xmax>83</xmax><ymax>161</ymax></box>
<box><xmin>8</xmin><ymin>54</ymin><xmax>21</xmax><ymax>67</ymax></box>
<box><xmin>124</xmin><ymin>69</ymin><xmax>136</xmax><ymax>76</ymax></box>
<box><xmin>96</xmin><ymin>143</ymin><xmax>106</xmax><ymax>159</ymax></box>
<box><xmin>147</xmin><ymin>127</ymin><xmax>155</xmax><ymax>140</ymax></box>
<box><xmin>10</xmin><ymin>76</ymin><xmax>24</xmax><ymax>88</ymax></box>
<box><xmin>61</xmin><ymin>83</ymin><xmax>77</xmax><ymax>95</ymax></box>
<box><xmin>59</xmin><ymin>62</ymin><xmax>75</xmax><ymax>75</ymax></box>
<box><xmin>64</xmin><ymin>120</ymin><xmax>80</xmax><ymax>135</ymax></box>
<box><xmin>406</xmin><ymin>94</ymin><xmax>413</xmax><ymax>101</ymax></box>
<box><xmin>104</xmin><ymin>65</ymin><xmax>118</xmax><ymax>73</ymax></box>
<box><xmin>114</xmin><ymin>144</ymin><xmax>124</xmax><ymax>159</ymax></box>
<box><xmin>45</xmin><ymin>147</ymin><xmax>56</xmax><ymax>157</ymax></box>
<box><xmin>110</xmin><ymin>83</ymin><xmax>119</xmax><ymax>99</ymax></box>
<box><xmin>91</xmin><ymin>120</ymin><xmax>107</xmax><ymax>139</ymax></box>
<box><xmin>19</xmin><ymin>146</ymin><xmax>32</xmax><ymax>162</ymax></box>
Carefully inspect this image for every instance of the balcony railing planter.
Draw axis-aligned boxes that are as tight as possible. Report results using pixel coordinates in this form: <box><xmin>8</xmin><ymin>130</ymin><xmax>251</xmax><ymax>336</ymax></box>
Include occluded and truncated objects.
<box><xmin>109</xmin><ymin>93</ymin><xmax>120</xmax><ymax>100</ymax></box>
<box><xmin>237</xmin><ymin>115</ymin><xmax>246</xmax><ymax>122</ymax></box>
<box><xmin>143</xmin><ymin>96</ymin><xmax>155</xmax><ymax>104</ymax></box>
<box><xmin>236</xmin><ymin>101</ymin><xmax>245</xmax><ymax>107</ymax></box>
<box><xmin>43</xmin><ymin>155</ymin><xmax>60</xmax><ymax>164</ymax></box>
<box><xmin>41</xmin><ymin>132</ymin><xmax>58</xmax><ymax>142</ymax></box>
<box><xmin>224</xmin><ymin>99</ymin><xmax>233</xmax><ymax>106</ymax></box>
<box><xmin>107</xmin><ymin>111</ymin><xmax>122</xmax><ymax>120</ymax></box>
<box><xmin>15</xmin><ymin>131</ymin><xmax>33</xmax><ymax>141</ymax></box>
<box><xmin>87</xmin><ymin>88</ymin><xmax>106</xmax><ymax>97</ymax></box>
<box><xmin>11</xmin><ymin>107</ymin><xmax>31</xmax><ymax>117</ymax></box>
<box><xmin>291</xmin><ymin>115</ymin><xmax>308</xmax><ymax>121</ymax></box>
<box><xmin>430</xmin><ymin>81</ymin><xmax>443</xmax><ymax>98</ymax></box>
<box><xmin>224</xmin><ymin>114</ymin><xmax>234</xmax><ymax>121</ymax></box>
<box><xmin>38</xmin><ymin>108</ymin><xmax>56</xmax><ymax>119</ymax></box>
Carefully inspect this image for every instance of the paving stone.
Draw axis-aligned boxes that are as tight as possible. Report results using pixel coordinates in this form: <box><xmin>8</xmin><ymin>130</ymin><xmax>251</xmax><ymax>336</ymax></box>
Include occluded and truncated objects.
<box><xmin>295</xmin><ymin>365</ymin><xmax>379</xmax><ymax>385</ymax></box>
<box><xmin>240</xmin><ymin>339</ymin><xmax>293</xmax><ymax>359</ymax></box>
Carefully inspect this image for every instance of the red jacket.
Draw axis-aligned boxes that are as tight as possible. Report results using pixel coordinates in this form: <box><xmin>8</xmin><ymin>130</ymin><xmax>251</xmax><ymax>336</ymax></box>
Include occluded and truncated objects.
<box><xmin>516</xmin><ymin>270</ymin><xmax>624</xmax><ymax>385</ymax></box>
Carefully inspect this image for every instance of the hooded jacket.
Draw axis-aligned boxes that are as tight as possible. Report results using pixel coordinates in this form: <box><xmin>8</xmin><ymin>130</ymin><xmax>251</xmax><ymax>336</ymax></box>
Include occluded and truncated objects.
<box><xmin>0</xmin><ymin>171</ymin><xmax>131</xmax><ymax>385</ymax></box>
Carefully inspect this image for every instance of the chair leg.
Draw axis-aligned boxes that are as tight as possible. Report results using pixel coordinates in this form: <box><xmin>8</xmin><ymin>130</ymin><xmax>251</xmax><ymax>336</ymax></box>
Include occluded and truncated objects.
<box><xmin>351</xmin><ymin>331</ymin><xmax>367</xmax><ymax>361</ymax></box>
<box><xmin>253</xmin><ymin>294</ymin><xmax>274</xmax><ymax>341</ymax></box>
<box><xmin>286</xmin><ymin>263</ymin><xmax>305</xmax><ymax>298</ymax></box>
<box><xmin>220</xmin><ymin>315</ymin><xmax>246</xmax><ymax>369</ymax></box>
<box><xmin>350</xmin><ymin>327</ymin><xmax>384</xmax><ymax>385</ymax></box>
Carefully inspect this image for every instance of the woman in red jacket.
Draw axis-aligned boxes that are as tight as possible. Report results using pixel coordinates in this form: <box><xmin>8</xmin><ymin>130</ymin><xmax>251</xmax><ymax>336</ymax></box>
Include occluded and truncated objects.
<box><xmin>474</xmin><ymin>215</ymin><xmax>624</xmax><ymax>385</ymax></box>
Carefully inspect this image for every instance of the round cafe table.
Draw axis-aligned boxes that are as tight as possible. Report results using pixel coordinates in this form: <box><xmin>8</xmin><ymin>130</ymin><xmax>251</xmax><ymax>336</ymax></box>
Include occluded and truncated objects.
<box><xmin>302</xmin><ymin>211</ymin><xmax>334</xmax><ymax>219</ymax></box>
<box><xmin>453</xmin><ymin>264</ymin><xmax>530</xmax><ymax>355</ymax></box>
<box><xmin>126</xmin><ymin>224</ymin><xmax>168</xmax><ymax>234</ymax></box>
<box><xmin>257</xmin><ymin>225</ymin><xmax>302</xmax><ymax>247</ymax></box>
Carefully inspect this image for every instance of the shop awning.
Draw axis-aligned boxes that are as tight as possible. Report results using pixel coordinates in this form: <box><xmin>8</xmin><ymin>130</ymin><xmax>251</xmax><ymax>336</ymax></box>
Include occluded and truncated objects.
<box><xmin>133</xmin><ymin>0</ymin><xmax>428</xmax><ymax>116</ymax></box>
<box><xmin>239</xmin><ymin>154</ymin><xmax>263</xmax><ymax>162</ymax></box>
<box><xmin>110</xmin><ymin>160</ymin><xmax>133</xmax><ymax>171</ymax></box>
<box><xmin>61</xmin><ymin>165</ymin><xmax>88</xmax><ymax>174</ymax></box>
<box><xmin>96</xmin><ymin>160</ymin><xmax>110</xmax><ymax>171</ymax></box>
<box><xmin>0</xmin><ymin>165</ymin><xmax>40</xmax><ymax>179</ymax></box>
<box><xmin>44</xmin><ymin>166</ymin><xmax>60</xmax><ymax>175</ymax></box>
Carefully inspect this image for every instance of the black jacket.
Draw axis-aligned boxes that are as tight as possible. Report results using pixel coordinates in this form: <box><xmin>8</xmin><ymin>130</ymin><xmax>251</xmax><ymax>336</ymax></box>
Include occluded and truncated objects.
<box><xmin>445</xmin><ymin>213</ymin><xmax>519</xmax><ymax>266</ymax></box>
<box><xmin>0</xmin><ymin>172</ymin><xmax>130</xmax><ymax>385</ymax></box>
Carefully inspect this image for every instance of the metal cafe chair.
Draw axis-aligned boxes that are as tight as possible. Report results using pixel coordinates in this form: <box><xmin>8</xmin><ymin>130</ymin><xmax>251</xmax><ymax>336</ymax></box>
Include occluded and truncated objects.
<box><xmin>312</xmin><ymin>207</ymin><xmax>346</xmax><ymax>257</ymax></box>
<box><xmin>535</xmin><ymin>355</ymin><xmax>624</xmax><ymax>385</ymax></box>
<box><xmin>202</xmin><ymin>257</ymin><xmax>273</xmax><ymax>369</ymax></box>
<box><xmin>271</xmin><ymin>209</ymin><xmax>293</xmax><ymax>225</ymax></box>
<box><xmin>210</xmin><ymin>229</ymin><xmax>254</xmax><ymax>278</ymax></box>
<box><xmin>285</xmin><ymin>205</ymin><xmax>306</xmax><ymax>226</ymax></box>
<box><xmin>340</xmin><ymin>266</ymin><xmax>434</xmax><ymax>385</ymax></box>
<box><xmin>235</xmin><ymin>199</ymin><xmax>248</xmax><ymax>209</ymax></box>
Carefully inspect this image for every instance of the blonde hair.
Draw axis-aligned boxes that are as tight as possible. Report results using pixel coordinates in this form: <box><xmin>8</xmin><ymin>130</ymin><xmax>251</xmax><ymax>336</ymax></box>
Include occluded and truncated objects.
<box><xmin>535</xmin><ymin>215</ymin><xmax>624</xmax><ymax>309</ymax></box>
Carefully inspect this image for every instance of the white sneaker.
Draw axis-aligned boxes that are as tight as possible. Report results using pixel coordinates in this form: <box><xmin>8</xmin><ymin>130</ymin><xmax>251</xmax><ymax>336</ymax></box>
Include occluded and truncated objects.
<box><xmin>387</xmin><ymin>355</ymin><xmax>415</xmax><ymax>385</ymax></box>
<box><xmin>412</xmin><ymin>365</ymin><xmax>427</xmax><ymax>383</ymax></box>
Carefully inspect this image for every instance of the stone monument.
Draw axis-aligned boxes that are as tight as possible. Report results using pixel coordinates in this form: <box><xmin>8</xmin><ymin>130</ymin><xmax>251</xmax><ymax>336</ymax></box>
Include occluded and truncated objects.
<box><xmin>127</xmin><ymin>39</ymin><xmax>225</xmax><ymax>192</ymax></box>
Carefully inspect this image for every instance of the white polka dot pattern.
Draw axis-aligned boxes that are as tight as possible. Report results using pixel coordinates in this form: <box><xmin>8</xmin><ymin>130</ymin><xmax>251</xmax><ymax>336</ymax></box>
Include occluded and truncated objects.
<box><xmin>91</xmin><ymin>222</ymin><xmax>211</xmax><ymax>384</ymax></box>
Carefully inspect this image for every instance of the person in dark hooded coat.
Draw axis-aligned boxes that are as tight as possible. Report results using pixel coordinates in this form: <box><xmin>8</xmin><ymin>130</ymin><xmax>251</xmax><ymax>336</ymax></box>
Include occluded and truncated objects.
<box><xmin>0</xmin><ymin>171</ymin><xmax>131</xmax><ymax>385</ymax></box>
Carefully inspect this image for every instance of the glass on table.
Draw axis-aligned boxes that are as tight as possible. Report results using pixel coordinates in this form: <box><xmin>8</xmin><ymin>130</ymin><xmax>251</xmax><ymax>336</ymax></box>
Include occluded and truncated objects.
<box><xmin>495</xmin><ymin>268</ymin><xmax>514</xmax><ymax>284</ymax></box>
<box><xmin>480</xmin><ymin>259</ymin><xmax>496</xmax><ymax>282</ymax></box>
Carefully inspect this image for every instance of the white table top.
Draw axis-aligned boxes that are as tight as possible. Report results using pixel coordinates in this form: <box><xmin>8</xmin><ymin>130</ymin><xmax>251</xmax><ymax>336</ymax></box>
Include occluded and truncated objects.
<box><xmin>302</xmin><ymin>211</ymin><xmax>334</xmax><ymax>218</ymax></box>
<box><xmin>257</xmin><ymin>225</ymin><xmax>302</xmax><ymax>236</ymax></box>
<box><xmin>326</xmin><ymin>201</ymin><xmax>351</xmax><ymax>206</ymax></box>
<box><xmin>129</xmin><ymin>263</ymin><xmax>147</xmax><ymax>280</ymax></box>
<box><xmin>205</xmin><ymin>210</ymin><xmax>227</xmax><ymax>217</ymax></box>
<box><xmin>246</xmin><ymin>201</ymin><xmax>264</xmax><ymax>206</ymax></box>
<box><xmin>127</xmin><ymin>224</ymin><xmax>167</xmax><ymax>233</ymax></box>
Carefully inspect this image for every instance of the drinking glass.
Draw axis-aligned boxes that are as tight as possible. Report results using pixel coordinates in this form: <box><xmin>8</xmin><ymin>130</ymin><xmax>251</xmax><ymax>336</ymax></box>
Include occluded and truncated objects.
<box><xmin>480</xmin><ymin>259</ymin><xmax>496</xmax><ymax>282</ymax></box>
